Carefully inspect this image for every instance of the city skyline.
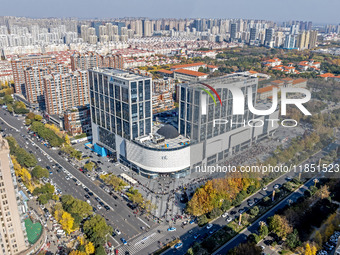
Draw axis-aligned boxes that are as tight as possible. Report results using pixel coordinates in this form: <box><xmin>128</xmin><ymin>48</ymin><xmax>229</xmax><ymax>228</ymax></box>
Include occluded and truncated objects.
<box><xmin>1</xmin><ymin>0</ymin><xmax>339</xmax><ymax>24</ymax></box>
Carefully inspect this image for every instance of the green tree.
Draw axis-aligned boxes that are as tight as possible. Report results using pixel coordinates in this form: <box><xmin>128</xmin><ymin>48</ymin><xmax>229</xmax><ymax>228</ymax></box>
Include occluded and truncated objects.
<box><xmin>285</xmin><ymin>229</ymin><xmax>301</xmax><ymax>250</ymax></box>
<box><xmin>94</xmin><ymin>246</ymin><xmax>106</xmax><ymax>255</ymax></box>
<box><xmin>197</xmin><ymin>214</ymin><xmax>208</xmax><ymax>226</ymax></box>
<box><xmin>31</xmin><ymin>166</ymin><xmax>49</xmax><ymax>179</ymax></box>
<box><xmin>249</xmin><ymin>206</ymin><xmax>259</xmax><ymax>216</ymax></box>
<box><xmin>4</xmin><ymin>95</ymin><xmax>13</xmax><ymax>104</ymax></box>
<box><xmin>83</xmin><ymin>215</ymin><xmax>112</xmax><ymax>246</ymax></box>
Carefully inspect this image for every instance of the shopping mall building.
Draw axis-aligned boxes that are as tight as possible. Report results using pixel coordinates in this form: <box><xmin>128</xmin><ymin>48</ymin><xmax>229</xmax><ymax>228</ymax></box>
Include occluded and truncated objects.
<box><xmin>89</xmin><ymin>68</ymin><xmax>278</xmax><ymax>178</ymax></box>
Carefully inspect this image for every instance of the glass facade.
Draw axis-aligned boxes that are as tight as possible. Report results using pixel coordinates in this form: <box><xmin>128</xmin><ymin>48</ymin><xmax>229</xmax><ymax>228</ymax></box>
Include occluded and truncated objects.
<box><xmin>89</xmin><ymin>69</ymin><xmax>152</xmax><ymax>144</ymax></box>
<box><xmin>178</xmin><ymin>78</ymin><xmax>257</xmax><ymax>143</ymax></box>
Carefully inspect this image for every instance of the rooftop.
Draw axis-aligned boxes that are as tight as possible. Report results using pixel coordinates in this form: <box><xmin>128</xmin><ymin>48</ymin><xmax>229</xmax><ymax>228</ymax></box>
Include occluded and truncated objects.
<box><xmin>90</xmin><ymin>67</ymin><xmax>148</xmax><ymax>81</ymax></box>
<box><xmin>134</xmin><ymin>123</ymin><xmax>190</xmax><ymax>150</ymax></box>
<box><xmin>174</xmin><ymin>69</ymin><xmax>208</xmax><ymax>77</ymax></box>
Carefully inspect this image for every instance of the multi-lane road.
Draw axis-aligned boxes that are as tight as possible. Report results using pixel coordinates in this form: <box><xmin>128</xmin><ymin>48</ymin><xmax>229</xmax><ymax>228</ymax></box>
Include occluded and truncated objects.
<box><xmin>1</xmin><ymin>107</ymin><xmax>339</xmax><ymax>255</ymax></box>
<box><xmin>0</xmin><ymin>108</ymin><xmax>156</xmax><ymax>249</ymax></box>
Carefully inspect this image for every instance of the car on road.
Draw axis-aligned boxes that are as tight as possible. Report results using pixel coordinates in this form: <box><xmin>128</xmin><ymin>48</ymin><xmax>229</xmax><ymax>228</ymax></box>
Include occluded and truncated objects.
<box><xmin>104</xmin><ymin>205</ymin><xmax>110</xmax><ymax>211</ymax></box>
<box><xmin>273</xmin><ymin>184</ymin><xmax>280</xmax><ymax>189</ymax></box>
<box><xmin>115</xmin><ymin>229</ymin><xmax>121</xmax><ymax>235</ymax></box>
<box><xmin>248</xmin><ymin>201</ymin><xmax>255</xmax><ymax>207</ymax></box>
<box><xmin>222</xmin><ymin>212</ymin><xmax>228</xmax><ymax>217</ymax></box>
<box><xmin>206</xmin><ymin>223</ymin><xmax>213</xmax><ymax>229</ymax></box>
<box><xmin>174</xmin><ymin>242</ymin><xmax>183</xmax><ymax>249</ymax></box>
<box><xmin>238</xmin><ymin>208</ymin><xmax>245</xmax><ymax>214</ymax></box>
<box><xmin>120</xmin><ymin>238</ymin><xmax>127</xmax><ymax>245</ymax></box>
<box><xmin>86</xmin><ymin>200</ymin><xmax>91</xmax><ymax>204</ymax></box>
<box><xmin>85</xmin><ymin>194</ymin><xmax>90</xmax><ymax>199</ymax></box>
<box><xmin>189</xmin><ymin>219</ymin><xmax>195</xmax><ymax>224</ymax></box>
<box><xmin>194</xmin><ymin>233</ymin><xmax>201</xmax><ymax>239</ymax></box>
<box><xmin>167</xmin><ymin>227</ymin><xmax>176</xmax><ymax>232</ymax></box>
<box><xmin>95</xmin><ymin>197</ymin><xmax>101</xmax><ymax>202</ymax></box>
<box><xmin>88</xmin><ymin>192</ymin><xmax>93</xmax><ymax>196</ymax></box>
<box><xmin>99</xmin><ymin>201</ymin><xmax>104</xmax><ymax>206</ymax></box>
<box><xmin>38</xmin><ymin>158</ymin><xmax>41</xmax><ymax>162</ymax></box>
<box><xmin>226</xmin><ymin>217</ymin><xmax>232</xmax><ymax>223</ymax></box>
<box><xmin>262</xmin><ymin>186</ymin><xmax>268</xmax><ymax>191</ymax></box>
<box><xmin>97</xmin><ymin>205</ymin><xmax>102</xmax><ymax>210</ymax></box>
<box><xmin>65</xmin><ymin>176</ymin><xmax>70</xmax><ymax>180</ymax></box>
<box><xmin>84</xmin><ymin>188</ymin><xmax>89</xmax><ymax>192</ymax></box>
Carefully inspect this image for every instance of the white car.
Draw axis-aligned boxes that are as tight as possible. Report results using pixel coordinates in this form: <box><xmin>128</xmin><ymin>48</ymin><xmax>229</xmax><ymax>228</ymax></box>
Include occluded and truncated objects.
<box><xmin>115</xmin><ymin>229</ymin><xmax>121</xmax><ymax>235</ymax></box>
<box><xmin>38</xmin><ymin>158</ymin><xmax>41</xmax><ymax>162</ymax></box>
<box><xmin>206</xmin><ymin>223</ymin><xmax>213</xmax><ymax>229</ymax></box>
<box><xmin>262</xmin><ymin>186</ymin><xmax>267</xmax><ymax>191</ymax></box>
<box><xmin>86</xmin><ymin>200</ymin><xmax>91</xmax><ymax>204</ymax></box>
<box><xmin>222</xmin><ymin>212</ymin><xmax>228</xmax><ymax>218</ymax></box>
<box><xmin>65</xmin><ymin>176</ymin><xmax>70</xmax><ymax>180</ymax></box>
<box><xmin>97</xmin><ymin>205</ymin><xmax>102</xmax><ymax>210</ymax></box>
<box><xmin>226</xmin><ymin>217</ymin><xmax>232</xmax><ymax>223</ymax></box>
<box><xmin>273</xmin><ymin>184</ymin><xmax>280</xmax><ymax>189</ymax></box>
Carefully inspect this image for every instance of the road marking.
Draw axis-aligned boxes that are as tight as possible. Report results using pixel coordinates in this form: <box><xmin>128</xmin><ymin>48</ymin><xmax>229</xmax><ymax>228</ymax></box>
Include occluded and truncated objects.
<box><xmin>0</xmin><ymin>117</ymin><xmax>19</xmax><ymax>132</ymax></box>
<box><xmin>137</xmin><ymin>217</ymin><xmax>150</xmax><ymax>228</ymax></box>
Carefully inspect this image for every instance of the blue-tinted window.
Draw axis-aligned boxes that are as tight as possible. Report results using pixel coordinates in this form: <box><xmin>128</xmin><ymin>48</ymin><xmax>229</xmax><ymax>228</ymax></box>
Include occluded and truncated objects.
<box><xmin>122</xmin><ymin>103</ymin><xmax>129</xmax><ymax>121</ymax></box>
<box><xmin>116</xmin><ymin>118</ymin><xmax>122</xmax><ymax>136</ymax></box>
<box><xmin>110</xmin><ymin>98</ymin><xmax>115</xmax><ymax>114</ymax></box>
<box><xmin>94</xmin><ymin>73</ymin><xmax>98</xmax><ymax>92</ymax></box>
<box><xmin>132</xmin><ymin>122</ymin><xmax>138</xmax><ymax>139</ymax></box>
<box><xmin>145</xmin><ymin>80</ymin><xmax>150</xmax><ymax>100</ymax></box>
<box><xmin>131</xmin><ymin>82</ymin><xmax>137</xmax><ymax>103</ymax></box>
<box><xmin>122</xmin><ymin>87</ymin><xmax>129</xmax><ymax>103</ymax></box>
<box><xmin>104</xmin><ymin>76</ymin><xmax>108</xmax><ymax>96</ymax></box>
<box><xmin>131</xmin><ymin>104</ymin><xmax>138</xmax><ymax>121</ymax></box>
<box><xmin>99</xmin><ymin>75</ymin><xmax>103</xmax><ymax>94</ymax></box>
<box><xmin>115</xmin><ymin>85</ymin><xmax>120</xmax><ymax>100</ymax></box>
<box><xmin>139</xmin><ymin>103</ymin><xmax>144</xmax><ymax>119</ymax></box>
<box><xmin>139</xmin><ymin>120</ymin><xmax>144</xmax><ymax>136</ymax></box>
<box><xmin>123</xmin><ymin>121</ymin><xmax>130</xmax><ymax>139</ymax></box>
<box><xmin>145</xmin><ymin>101</ymin><xmax>151</xmax><ymax>118</ymax></box>
<box><xmin>138</xmin><ymin>81</ymin><xmax>143</xmax><ymax>101</ymax></box>
<box><xmin>89</xmin><ymin>72</ymin><xmax>93</xmax><ymax>90</ymax></box>
<box><xmin>145</xmin><ymin>118</ymin><xmax>151</xmax><ymax>134</ymax></box>
<box><xmin>115</xmin><ymin>101</ymin><xmax>121</xmax><ymax>117</ymax></box>
<box><xmin>109</xmin><ymin>83</ymin><xmax>114</xmax><ymax>98</ymax></box>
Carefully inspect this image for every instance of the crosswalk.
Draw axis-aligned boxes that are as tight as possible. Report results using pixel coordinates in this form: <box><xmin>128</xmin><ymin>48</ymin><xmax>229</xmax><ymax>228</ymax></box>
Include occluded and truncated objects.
<box><xmin>117</xmin><ymin>229</ymin><xmax>165</xmax><ymax>254</ymax></box>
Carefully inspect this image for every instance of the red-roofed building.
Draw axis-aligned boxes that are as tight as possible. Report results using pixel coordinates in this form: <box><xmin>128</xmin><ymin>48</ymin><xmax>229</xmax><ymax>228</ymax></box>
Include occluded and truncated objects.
<box><xmin>173</xmin><ymin>69</ymin><xmax>208</xmax><ymax>82</ymax></box>
<box><xmin>157</xmin><ymin>69</ymin><xmax>174</xmax><ymax>78</ymax></box>
<box><xmin>171</xmin><ymin>62</ymin><xmax>206</xmax><ymax>71</ymax></box>
<box><xmin>262</xmin><ymin>58</ymin><xmax>282</xmax><ymax>67</ymax></box>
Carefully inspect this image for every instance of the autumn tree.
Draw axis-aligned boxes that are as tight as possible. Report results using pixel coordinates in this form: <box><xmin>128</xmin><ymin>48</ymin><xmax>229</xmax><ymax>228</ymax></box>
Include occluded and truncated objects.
<box><xmin>268</xmin><ymin>215</ymin><xmax>292</xmax><ymax>238</ymax></box>
<box><xmin>60</xmin><ymin>211</ymin><xmax>76</xmax><ymax>234</ymax></box>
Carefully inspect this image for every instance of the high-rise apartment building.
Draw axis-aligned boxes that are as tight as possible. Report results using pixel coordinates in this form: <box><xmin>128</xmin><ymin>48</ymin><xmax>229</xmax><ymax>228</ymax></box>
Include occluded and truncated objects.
<box><xmin>70</xmin><ymin>52</ymin><xmax>101</xmax><ymax>71</ymax></box>
<box><xmin>264</xmin><ymin>28</ymin><xmax>274</xmax><ymax>47</ymax></box>
<box><xmin>308</xmin><ymin>30</ymin><xmax>318</xmax><ymax>49</ymax></box>
<box><xmin>43</xmin><ymin>70</ymin><xmax>89</xmax><ymax>115</ymax></box>
<box><xmin>11</xmin><ymin>55</ymin><xmax>57</xmax><ymax>95</ymax></box>
<box><xmin>0</xmin><ymin>136</ymin><xmax>28</xmax><ymax>254</ymax></box>
<box><xmin>24</xmin><ymin>64</ymin><xmax>69</xmax><ymax>109</ymax></box>
<box><xmin>71</xmin><ymin>52</ymin><xmax>124</xmax><ymax>71</ymax></box>
<box><xmin>230</xmin><ymin>23</ymin><xmax>238</xmax><ymax>41</ymax></box>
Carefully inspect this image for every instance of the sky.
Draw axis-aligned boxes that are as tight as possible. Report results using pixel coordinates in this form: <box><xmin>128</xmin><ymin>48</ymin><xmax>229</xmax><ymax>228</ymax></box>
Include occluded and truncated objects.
<box><xmin>1</xmin><ymin>0</ymin><xmax>339</xmax><ymax>24</ymax></box>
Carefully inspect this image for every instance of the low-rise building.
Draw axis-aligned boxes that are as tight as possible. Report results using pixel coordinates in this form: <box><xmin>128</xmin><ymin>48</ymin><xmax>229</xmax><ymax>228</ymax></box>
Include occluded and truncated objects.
<box><xmin>173</xmin><ymin>69</ymin><xmax>208</xmax><ymax>82</ymax></box>
<box><xmin>64</xmin><ymin>105</ymin><xmax>92</xmax><ymax>136</ymax></box>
